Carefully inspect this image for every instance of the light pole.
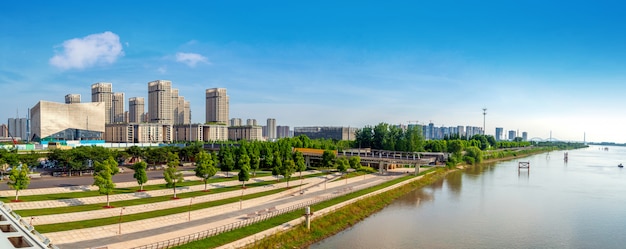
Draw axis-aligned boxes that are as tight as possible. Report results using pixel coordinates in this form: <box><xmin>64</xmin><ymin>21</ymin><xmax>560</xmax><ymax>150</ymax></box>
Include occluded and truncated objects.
<box><xmin>482</xmin><ymin>107</ymin><xmax>487</xmax><ymax>135</ymax></box>
<box><xmin>188</xmin><ymin>197</ymin><xmax>194</xmax><ymax>221</ymax></box>
<box><xmin>118</xmin><ymin>207</ymin><xmax>126</xmax><ymax>235</ymax></box>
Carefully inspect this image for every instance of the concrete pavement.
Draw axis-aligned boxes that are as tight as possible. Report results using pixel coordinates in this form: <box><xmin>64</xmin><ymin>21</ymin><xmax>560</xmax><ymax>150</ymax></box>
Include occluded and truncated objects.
<box><xmin>52</xmin><ymin>172</ymin><xmax>395</xmax><ymax>249</ymax></box>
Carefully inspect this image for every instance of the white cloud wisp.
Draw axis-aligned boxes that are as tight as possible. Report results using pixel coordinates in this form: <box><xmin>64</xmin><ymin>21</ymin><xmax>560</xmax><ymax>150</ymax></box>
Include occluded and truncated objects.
<box><xmin>49</xmin><ymin>31</ymin><xmax>124</xmax><ymax>70</ymax></box>
<box><xmin>175</xmin><ymin>52</ymin><xmax>209</xmax><ymax>67</ymax></box>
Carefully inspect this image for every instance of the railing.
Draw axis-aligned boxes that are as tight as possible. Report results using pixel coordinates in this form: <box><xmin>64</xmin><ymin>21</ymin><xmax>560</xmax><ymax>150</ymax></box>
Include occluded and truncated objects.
<box><xmin>131</xmin><ymin>185</ymin><xmax>361</xmax><ymax>249</ymax></box>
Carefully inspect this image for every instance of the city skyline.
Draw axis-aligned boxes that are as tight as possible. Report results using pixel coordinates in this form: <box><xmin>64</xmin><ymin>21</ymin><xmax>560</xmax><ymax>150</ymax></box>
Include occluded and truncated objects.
<box><xmin>2</xmin><ymin>1</ymin><xmax>626</xmax><ymax>143</ymax></box>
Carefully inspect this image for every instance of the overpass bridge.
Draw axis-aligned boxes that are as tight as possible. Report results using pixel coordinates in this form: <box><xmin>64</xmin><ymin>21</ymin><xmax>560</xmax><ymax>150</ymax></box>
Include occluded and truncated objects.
<box><xmin>294</xmin><ymin>148</ymin><xmax>446</xmax><ymax>175</ymax></box>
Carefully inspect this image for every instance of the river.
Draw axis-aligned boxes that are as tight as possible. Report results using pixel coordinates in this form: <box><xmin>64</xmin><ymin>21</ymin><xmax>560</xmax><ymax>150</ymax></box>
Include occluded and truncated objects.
<box><xmin>311</xmin><ymin>145</ymin><xmax>626</xmax><ymax>249</ymax></box>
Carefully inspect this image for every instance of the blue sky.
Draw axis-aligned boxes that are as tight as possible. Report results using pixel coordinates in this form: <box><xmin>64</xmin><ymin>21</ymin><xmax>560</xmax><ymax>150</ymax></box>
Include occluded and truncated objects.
<box><xmin>2</xmin><ymin>1</ymin><xmax>626</xmax><ymax>143</ymax></box>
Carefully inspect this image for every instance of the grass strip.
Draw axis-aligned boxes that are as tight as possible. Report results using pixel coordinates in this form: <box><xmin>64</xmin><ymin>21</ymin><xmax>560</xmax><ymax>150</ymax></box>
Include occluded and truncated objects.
<box><xmin>15</xmin><ymin>173</ymin><xmax>325</xmax><ymax>217</ymax></box>
<box><xmin>170</xmin><ymin>168</ymin><xmax>441</xmax><ymax>249</ymax></box>
<box><xmin>1</xmin><ymin>172</ymin><xmax>309</xmax><ymax>203</ymax></box>
<box><xmin>34</xmin><ymin>185</ymin><xmax>294</xmax><ymax>234</ymax></box>
<box><xmin>15</xmin><ymin>181</ymin><xmax>273</xmax><ymax>217</ymax></box>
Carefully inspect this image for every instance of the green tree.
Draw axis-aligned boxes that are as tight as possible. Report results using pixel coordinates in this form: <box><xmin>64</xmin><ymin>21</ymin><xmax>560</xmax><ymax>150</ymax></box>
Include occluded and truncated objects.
<box><xmin>349</xmin><ymin>156</ymin><xmax>361</xmax><ymax>171</ymax></box>
<box><xmin>321</xmin><ymin>150</ymin><xmax>336</xmax><ymax>170</ymax></box>
<box><xmin>133</xmin><ymin>161</ymin><xmax>148</xmax><ymax>191</ymax></box>
<box><xmin>220</xmin><ymin>146</ymin><xmax>235</xmax><ymax>177</ymax></box>
<box><xmin>164</xmin><ymin>166</ymin><xmax>184</xmax><ymax>199</ymax></box>
<box><xmin>294</xmin><ymin>151</ymin><xmax>307</xmax><ymax>178</ymax></box>
<box><xmin>237</xmin><ymin>154</ymin><xmax>251</xmax><ymax>188</ymax></box>
<box><xmin>281</xmin><ymin>159</ymin><xmax>296</xmax><ymax>188</ymax></box>
<box><xmin>7</xmin><ymin>164</ymin><xmax>30</xmax><ymax>201</ymax></box>
<box><xmin>249</xmin><ymin>148</ymin><xmax>261</xmax><ymax>177</ymax></box>
<box><xmin>93</xmin><ymin>157</ymin><xmax>120</xmax><ymax>207</ymax></box>
<box><xmin>271</xmin><ymin>151</ymin><xmax>282</xmax><ymax>181</ymax></box>
<box><xmin>336</xmin><ymin>157</ymin><xmax>349</xmax><ymax>184</ymax></box>
<box><xmin>194</xmin><ymin>150</ymin><xmax>218</xmax><ymax>191</ymax></box>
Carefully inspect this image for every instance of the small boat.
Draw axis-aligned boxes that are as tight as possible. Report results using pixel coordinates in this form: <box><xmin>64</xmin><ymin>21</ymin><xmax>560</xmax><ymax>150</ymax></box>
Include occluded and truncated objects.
<box><xmin>619</xmin><ymin>163</ymin><xmax>623</xmax><ymax>168</ymax></box>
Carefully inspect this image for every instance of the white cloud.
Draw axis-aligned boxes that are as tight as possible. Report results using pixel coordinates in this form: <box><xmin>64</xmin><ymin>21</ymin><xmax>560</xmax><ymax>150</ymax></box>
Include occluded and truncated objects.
<box><xmin>175</xmin><ymin>52</ymin><xmax>209</xmax><ymax>67</ymax></box>
<box><xmin>157</xmin><ymin>66</ymin><xmax>167</xmax><ymax>74</ymax></box>
<box><xmin>49</xmin><ymin>31</ymin><xmax>124</xmax><ymax>70</ymax></box>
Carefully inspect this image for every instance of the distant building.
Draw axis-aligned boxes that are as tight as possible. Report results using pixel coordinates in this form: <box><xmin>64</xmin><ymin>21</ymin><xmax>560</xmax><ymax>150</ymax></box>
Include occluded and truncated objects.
<box><xmin>148</xmin><ymin>80</ymin><xmax>173</xmax><ymax>124</ymax></box>
<box><xmin>105</xmin><ymin>123</ymin><xmax>172</xmax><ymax>143</ymax></box>
<box><xmin>0</xmin><ymin>124</ymin><xmax>7</xmax><ymax>137</ymax></box>
<box><xmin>112</xmin><ymin>92</ymin><xmax>125</xmax><ymax>123</ymax></box>
<box><xmin>206</xmin><ymin>88</ymin><xmax>229</xmax><ymax>124</ymax></box>
<box><xmin>228</xmin><ymin>125</ymin><xmax>263</xmax><ymax>141</ymax></box>
<box><xmin>508</xmin><ymin>130</ymin><xmax>516</xmax><ymax>140</ymax></box>
<box><xmin>266</xmin><ymin>118</ymin><xmax>276</xmax><ymax>140</ymax></box>
<box><xmin>91</xmin><ymin>82</ymin><xmax>113</xmax><ymax>124</ymax></box>
<box><xmin>129</xmin><ymin>97</ymin><xmax>144</xmax><ymax>123</ymax></box>
<box><xmin>30</xmin><ymin>100</ymin><xmax>105</xmax><ymax>141</ymax></box>
<box><xmin>293</xmin><ymin>126</ymin><xmax>357</xmax><ymax>141</ymax></box>
<box><xmin>173</xmin><ymin>124</ymin><xmax>228</xmax><ymax>142</ymax></box>
<box><xmin>230</xmin><ymin>118</ymin><xmax>242</xmax><ymax>127</ymax></box>
<box><xmin>495</xmin><ymin>127</ymin><xmax>503</xmax><ymax>141</ymax></box>
<box><xmin>277</xmin><ymin>125</ymin><xmax>290</xmax><ymax>138</ymax></box>
<box><xmin>246</xmin><ymin>119</ymin><xmax>257</xmax><ymax>126</ymax></box>
<box><xmin>65</xmin><ymin>94</ymin><xmax>81</xmax><ymax>104</ymax></box>
<box><xmin>522</xmin><ymin>131</ymin><xmax>528</xmax><ymax>141</ymax></box>
<box><xmin>7</xmin><ymin>118</ymin><xmax>28</xmax><ymax>141</ymax></box>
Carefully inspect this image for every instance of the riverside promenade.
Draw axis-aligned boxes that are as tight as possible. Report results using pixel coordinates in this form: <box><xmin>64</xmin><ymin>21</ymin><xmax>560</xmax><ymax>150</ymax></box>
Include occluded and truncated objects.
<box><xmin>7</xmin><ymin>169</ymin><xmax>408</xmax><ymax>249</ymax></box>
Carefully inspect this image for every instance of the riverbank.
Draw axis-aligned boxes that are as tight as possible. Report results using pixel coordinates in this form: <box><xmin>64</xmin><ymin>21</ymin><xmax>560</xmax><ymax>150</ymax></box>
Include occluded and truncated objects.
<box><xmin>231</xmin><ymin>146</ymin><xmax>571</xmax><ymax>248</ymax></box>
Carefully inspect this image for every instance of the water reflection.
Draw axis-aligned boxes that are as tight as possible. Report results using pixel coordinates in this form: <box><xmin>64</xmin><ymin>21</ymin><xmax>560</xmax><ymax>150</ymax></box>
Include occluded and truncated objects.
<box><xmin>393</xmin><ymin>188</ymin><xmax>434</xmax><ymax>207</ymax></box>
<box><xmin>445</xmin><ymin>170</ymin><xmax>463</xmax><ymax>197</ymax></box>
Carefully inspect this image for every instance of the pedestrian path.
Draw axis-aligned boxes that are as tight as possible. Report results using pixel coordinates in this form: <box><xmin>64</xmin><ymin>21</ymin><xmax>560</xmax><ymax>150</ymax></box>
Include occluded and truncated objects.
<box><xmin>48</xmin><ymin>173</ymin><xmax>394</xmax><ymax>249</ymax></box>
<box><xmin>28</xmin><ymin>176</ymin><xmax>327</xmax><ymax>225</ymax></box>
<box><xmin>6</xmin><ymin>171</ymin><xmax>320</xmax><ymax>210</ymax></box>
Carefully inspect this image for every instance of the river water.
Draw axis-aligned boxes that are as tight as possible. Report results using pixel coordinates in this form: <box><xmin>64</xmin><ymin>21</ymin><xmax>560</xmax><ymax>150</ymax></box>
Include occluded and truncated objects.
<box><xmin>312</xmin><ymin>145</ymin><xmax>626</xmax><ymax>249</ymax></box>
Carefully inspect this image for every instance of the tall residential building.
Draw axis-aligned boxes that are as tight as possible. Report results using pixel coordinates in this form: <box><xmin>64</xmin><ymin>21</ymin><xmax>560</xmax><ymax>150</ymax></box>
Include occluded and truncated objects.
<box><xmin>148</xmin><ymin>80</ymin><xmax>173</xmax><ymax>124</ymax></box>
<box><xmin>0</xmin><ymin>124</ymin><xmax>7</xmax><ymax>137</ymax></box>
<box><xmin>266</xmin><ymin>118</ymin><xmax>276</xmax><ymax>140</ymax></box>
<box><xmin>277</xmin><ymin>125</ymin><xmax>290</xmax><ymax>138</ymax></box>
<box><xmin>230</xmin><ymin>118</ymin><xmax>242</xmax><ymax>126</ymax></box>
<box><xmin>246</xmin><ymin>119</ymin><xmax>257</xmax><ymax>126</ymax></box>
<box><xmin>7</xmin><ymin>118</ymin><xmax>28</xmax><ymax>141</ymax></box>
<box><xmin>129</xmin><ymin>97</ymin><xmax>144</xmax><ymax>123</ymax></box>
<box><xmin>91</xmin><ymin>82</ymin><xmax>113</xmax><ymax>123</ymax></box>
<box><xmin>65</xmin><ymin>94</ymin><xmax>81</xmax><ymax>104</ymax></box>
<box><xmin>175</xmin><ymin>95</ymin><xmax>190</xmax><ymax>125</ymax></box>
<box><xmin>495</xmin><ymin>127</ymin><xmax>504</xmax><ymax>141</ymax></box>
<box><xmin>508</xmin><ymin>130</ymin><xmax>517</xmax><ymax>140</ymax></box>
<box><xmin>205</xmin><ymin>88</ymin><xmax>229</xmax><ymax>124</ymax></box>
<box><xmin>171</xmin><ymin>89</ymin><xmax>180</xmax><ymax>124</ymax></box>
<box><xmin>112</xmin><ymin>92</ymin><xmax>125</xmax><ymax>123</ymax></box>
<box><xmin>522</xmin><ymin>132</ymin><xmax>528</xmax><ymax>141</ymax></box>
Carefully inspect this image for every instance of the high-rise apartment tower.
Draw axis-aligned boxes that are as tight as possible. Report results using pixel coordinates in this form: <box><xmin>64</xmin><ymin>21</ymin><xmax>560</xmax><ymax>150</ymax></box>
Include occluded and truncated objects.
<box><xmin>205</xmin><ymin>88</ymin><xmax>229</xmax><ymax>124</ymax></box>
<box><xmin>112</xmin><ymin>92</ymin><xmax>125</xmax><ymax>123</ymax></box>
<box><xmin>266</xmin><ymin>118</ymin><xmax>276</xmax><ymax>140</ymax></box>
<box><xmin>91</xmin><ymin>82</ymin><xmax>113</xmax><ymax>123</ymax></box>
<box><xmin>65</xmin><ymin>94</ymin><xmax>81</xmax><ymax>104</ymax></box>
<box><xmin>129</xmin><ymin>97</ymin><xmax>144</xmax><ymax>123</ymax></box>
<box><xmin>148</xmin><ymin>80</ymin><xmax>173</xmax><ymax>124</ymax></box>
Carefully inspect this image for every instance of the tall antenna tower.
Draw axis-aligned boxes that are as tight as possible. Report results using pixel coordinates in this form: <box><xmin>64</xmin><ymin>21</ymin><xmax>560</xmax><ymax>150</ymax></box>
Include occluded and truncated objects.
<box><xmin>482</xmin><ymin>107</ymin><xmax>487</xmax><ymax>135</ymax></box>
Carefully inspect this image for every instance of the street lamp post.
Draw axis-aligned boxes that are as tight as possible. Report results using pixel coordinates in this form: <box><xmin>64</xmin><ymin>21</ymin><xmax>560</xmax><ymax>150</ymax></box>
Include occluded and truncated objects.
<box><xmin>482</xmin><ymin>107</ymin><xmax>487</xmax><ymax>135</ymax></box>
<box><xmin>118</xmin><ymin>207</ymin><xmax>126</xmax><ymax>235</ymax></box>
<box><xmin>188</xmin><ymin>197</ymin><xmax>194</xmax><ymax>221</ymax></box>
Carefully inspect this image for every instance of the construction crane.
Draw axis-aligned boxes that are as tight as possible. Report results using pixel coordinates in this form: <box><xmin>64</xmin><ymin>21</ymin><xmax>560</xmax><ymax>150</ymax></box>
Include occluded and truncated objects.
<box><xmin>407</xmin><ymin>120</ymin><xmax>420</xmax><ymax>125</ymax></box>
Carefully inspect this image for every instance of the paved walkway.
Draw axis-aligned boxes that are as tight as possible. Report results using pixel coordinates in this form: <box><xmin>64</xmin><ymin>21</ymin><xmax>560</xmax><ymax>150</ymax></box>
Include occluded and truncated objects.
<box><xmin>6</xmin><ymin>171</ymin><xmax>319</xmax><ymax>211</ymax></box>
<box><xmin>29</xmin><ymin>176</ymin><xmax>326</xmax><ymax>225</ymax></box>
<box><xmin>49</xmin><ymin>173</ymin><xmax>398</xmax><ymax>249</ymax></box>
